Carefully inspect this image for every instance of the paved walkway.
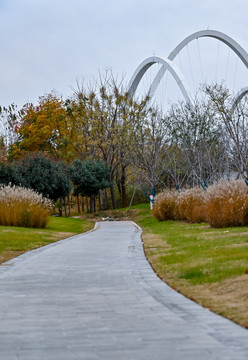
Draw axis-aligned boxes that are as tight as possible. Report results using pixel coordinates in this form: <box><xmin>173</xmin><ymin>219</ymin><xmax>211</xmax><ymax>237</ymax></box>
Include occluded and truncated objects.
<box><xmin>0</xmin><ymin>221</ymin><xmax>248</xmax><ymax>359</ymax></box>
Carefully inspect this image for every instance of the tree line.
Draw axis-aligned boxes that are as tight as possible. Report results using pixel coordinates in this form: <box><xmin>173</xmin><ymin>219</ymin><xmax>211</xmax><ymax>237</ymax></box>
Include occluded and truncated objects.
<box><xmin>1</xmin><ymin>71</ymin><xmax>248</xmax><ymax>211</ymax></box>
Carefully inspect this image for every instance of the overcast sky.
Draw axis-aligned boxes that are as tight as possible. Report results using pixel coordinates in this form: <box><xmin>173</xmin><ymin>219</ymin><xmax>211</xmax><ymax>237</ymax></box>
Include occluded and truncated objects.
<box><xmin>0</xmin><ymin>0</ymin><xmax>248</xmax><ymax>108</ymax></box>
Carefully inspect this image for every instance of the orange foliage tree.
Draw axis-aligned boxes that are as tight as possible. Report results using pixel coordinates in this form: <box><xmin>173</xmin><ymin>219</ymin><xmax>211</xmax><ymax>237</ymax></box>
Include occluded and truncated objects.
<box><xmin>8</xmin><ymin>93</ymin><xmax>70</xmax><ymax>161</ymax></box>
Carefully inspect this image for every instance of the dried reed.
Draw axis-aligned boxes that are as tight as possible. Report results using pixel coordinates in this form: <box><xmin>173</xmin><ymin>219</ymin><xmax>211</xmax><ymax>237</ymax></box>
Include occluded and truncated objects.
<box><xmin>153</xmin><ymin>179</ymin><xmax>248</xmax><ymax>228</ymax></box>
<box><xmin>152</xmin><ymin>190</ymin><xmax>179</xmax><ymax>221</ymax></box>
<box><xmin>205</xmin><ymin>179</ymin><xmax>248</xmax><ymax>228</ymax></box>
<box><xmin>0</xmin><ymin>185</ymin><xmax>53</xmax><ymax>228</ymax></box>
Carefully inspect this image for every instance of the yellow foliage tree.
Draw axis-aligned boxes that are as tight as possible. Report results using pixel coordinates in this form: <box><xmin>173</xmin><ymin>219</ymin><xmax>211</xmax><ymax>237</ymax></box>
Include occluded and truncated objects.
<box><xmin>66</xmin><ymin>73</ymin><xmax>149</xmax><ymax>208</ymax></box>
<box><xmin>8</xmin><ymin>93</ymin><xmax>70</xmax><ymax>160</ymax></box>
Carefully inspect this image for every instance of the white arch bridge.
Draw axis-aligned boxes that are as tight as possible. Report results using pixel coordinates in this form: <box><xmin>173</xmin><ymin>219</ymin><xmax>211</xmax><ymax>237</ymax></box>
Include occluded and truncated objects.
<box><xmin>128</xmin><ymin>29</ymin><xmax>248</xmax><ymax>110</ymax></box>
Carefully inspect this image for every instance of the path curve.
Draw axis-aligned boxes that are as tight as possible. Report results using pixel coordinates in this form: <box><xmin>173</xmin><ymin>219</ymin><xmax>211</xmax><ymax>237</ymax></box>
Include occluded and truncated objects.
<box><xmin>0</xmin><ymin>221</ymin><xmax>248</xmax><ymax>360</ymax></box>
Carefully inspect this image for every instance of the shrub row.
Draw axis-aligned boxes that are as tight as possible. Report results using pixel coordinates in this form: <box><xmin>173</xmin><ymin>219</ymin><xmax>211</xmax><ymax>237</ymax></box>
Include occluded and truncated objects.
<box><xmin>0</xmin><ymin>185</ymin><xmax>53</xmax><ymax>228</ymax></box>
<box><xmin>153</xmin><ymin>179</ymin><xmax>248</xmax><ymax>228</ymax></box>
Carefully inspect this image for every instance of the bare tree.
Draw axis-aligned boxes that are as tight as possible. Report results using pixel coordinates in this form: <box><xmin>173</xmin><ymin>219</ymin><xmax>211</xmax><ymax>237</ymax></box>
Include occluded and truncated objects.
<box><xmin>130</xmin><ymin>108</ymin><xmax>170</xmax><ymax>193</ymax></box>
<box><xmin>0</xmin><ymin>104</ymin><xmax>20</xmax><ymax>148</ymax></box>
<box><xmin>164</xmin><ymin>97</ymin><xmax>227</xmax><ymax>188</ymax></box>
<box><xmin>67</xmin><ymin>70</ymin><xmax>150</xmax><ymax>208</ymax></box>
<box><xmin>205</xmin><ymin>83</ymin><xmax>248</xmax><ymax>179</ymax></box>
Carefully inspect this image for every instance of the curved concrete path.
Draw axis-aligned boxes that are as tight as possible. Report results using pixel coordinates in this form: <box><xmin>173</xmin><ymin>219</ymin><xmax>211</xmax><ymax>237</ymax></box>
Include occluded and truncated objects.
<box><xmin>0</xmin><ymin>221</ymin><xmax>248</xmax><ymax>359</ymax></box>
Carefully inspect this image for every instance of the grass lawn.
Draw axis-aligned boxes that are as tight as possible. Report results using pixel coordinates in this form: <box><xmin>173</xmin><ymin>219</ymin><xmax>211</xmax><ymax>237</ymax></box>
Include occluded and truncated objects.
<box><xmin>94</xmin><ymin>204</ymin><xmax>248</xmax><ymax>328</ymax></box>
<box><xmin>0</xmin><ymin>216</ymin><xmax>94</xmax><ymax>264</ymax></box>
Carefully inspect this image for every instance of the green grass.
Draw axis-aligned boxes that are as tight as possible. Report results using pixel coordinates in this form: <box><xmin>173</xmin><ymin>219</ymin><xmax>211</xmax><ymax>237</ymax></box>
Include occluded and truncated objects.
<box><xmin>0</xmin><ymin>216</ymin><xmax>94</xmax><ymax>263</ymax></box>
<box><xmin>46</xmin><ymin>216</ymin><xmax>92</xmax><ymax>233</ymax></box>
<box><xmin>134</xmin><ymin>213</ymin><xmax>248</xmax><ymax>284</ymax></box>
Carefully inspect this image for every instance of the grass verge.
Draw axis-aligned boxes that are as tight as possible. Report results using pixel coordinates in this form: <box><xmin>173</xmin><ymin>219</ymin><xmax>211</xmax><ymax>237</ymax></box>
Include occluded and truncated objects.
<box><xmin>93</xmin><ymin>204</ymin><xmax>248</xmax><ymax>328</ymax></box>
<box><xmin>0</xmin><ymin>216</ymin><xmax>94</xmax><ymax>264</ymax></box>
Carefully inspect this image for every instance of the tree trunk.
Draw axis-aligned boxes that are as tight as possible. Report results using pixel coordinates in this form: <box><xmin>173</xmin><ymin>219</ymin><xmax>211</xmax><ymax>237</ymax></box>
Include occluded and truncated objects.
<box><xmin>97</xmin><ymin>195</ymin><xmax>100</xmax><ymax>212</ymax></box>
<box><xmin>104</xmin><ymin>189</ymin><xmax>108</xmax><ymax>210</ymax></box>
<box><xmin>129</xmin><ymin>187</ymin><xmax>136</xmax><ymax>208</ymax></box>
<box><xmin>68</xmin><ymin>196</ymin><xmax>71</xmax><ymax>216</ymax></box>
<box><xmin>90</xmin><ymin>195</ymin><xmax>96</xmax><ymax>213</ymax></box>
<box><xmin>110</xmin><ymin>183</ymin><xmax>117</xmax><ymax>209</ymax></box>
<box><xmin>64</xmin><ymin>197</ymin><xmax>68</xmax><ymax>217</ymax></box>
<box><xmin>121</xmin><ymin>166</ymin><xmax>127</xmax><ymax>208</ymax></box>
<box><xmin>77</xmin><ymin>195</ymin><xmax>81</xmax><ymax>214</ymax></box>
<box><xmin>59</xmin><ymin>198</ymin><xmax>63</xmax><ymax>217</ymax></box>
<box><xmin>99</xmin><ymin>190</ymin><xmax>104</xmax><ymax>211</ymax></box>
<box><xmin>99</xmin><ymin>189</ymin><xmax>109</xmax><ymax>210</ymax></box>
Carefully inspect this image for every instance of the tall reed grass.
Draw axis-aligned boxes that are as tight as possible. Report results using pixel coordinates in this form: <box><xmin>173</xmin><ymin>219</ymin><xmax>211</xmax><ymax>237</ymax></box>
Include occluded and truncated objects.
<box><xmin>0</xmin><ymin>185</ymin><xmax>53</xmax><ymax>228</ymax></box>
<box><xmin>205</xmin><ymin>179</ymin><xmax>248</xmax><ymax>228</ymax></box>
<box><xmin>177</xmin><ymin>187</ymin><xmax>206</xmax><ymax>223</ymax></box>
<box><xmin>152</xmin><ymin>190</ymin><xmax>179</xmax><ymax>221</ymax></box>
<box><xmin>153</xmin><ymin>179</ymin><xmax>248</xmax><ymax>228</ymax></box>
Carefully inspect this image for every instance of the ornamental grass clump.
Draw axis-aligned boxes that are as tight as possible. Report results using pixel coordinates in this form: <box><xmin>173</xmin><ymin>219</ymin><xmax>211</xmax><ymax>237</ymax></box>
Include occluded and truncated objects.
<box><xmin>205</xmin><ymin>179</ymin><xmax>248</xmax><ymax>228</ymax></box>
<box><xmin>177</xmin><ymin>187</ymin><xmax>207</xmax><ymax>223</ymax></box>
<box><xmin>0</xmin><ymin>185</ymin><xmax>53</xmax><ymax>228</ymax></box>
<box><xmin>152</xmin><ymin>190</ymin><xmax>179</xmax><ymax>221</ymax></box>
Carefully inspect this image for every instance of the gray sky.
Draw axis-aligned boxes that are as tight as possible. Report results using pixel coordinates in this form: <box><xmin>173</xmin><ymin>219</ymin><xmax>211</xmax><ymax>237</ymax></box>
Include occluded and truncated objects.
<box><xmin>0</xmin><ymin>0</ymin><xmax>248</xmax><ymax>108</ymax></box>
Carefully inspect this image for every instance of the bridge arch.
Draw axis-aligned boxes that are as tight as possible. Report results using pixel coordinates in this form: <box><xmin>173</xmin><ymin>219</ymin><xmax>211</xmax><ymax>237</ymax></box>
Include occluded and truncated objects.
<box><xmin>129</xmin><ymin>30</ymin><xmax>248</xmax><ymax>107</ymax></box>
<box><xmin>128</xmin><ymin>56</ymin><xmax>193</xmax><ymax>107</ymax></box>
<box><xmin>168</xmin><ymin>30</ymin><xmax>248</xmax><ymax>67</ymax></box>
<box><xmin>231</xmin><ymin>86</ymin><xmax>248</xmax><ymax>111</ymax></box>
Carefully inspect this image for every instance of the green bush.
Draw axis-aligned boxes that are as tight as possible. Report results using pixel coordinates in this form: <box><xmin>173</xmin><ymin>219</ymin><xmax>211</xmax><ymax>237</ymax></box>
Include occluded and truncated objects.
<box><xmin>15</xmin><ymin>152</ymin><xmax>71</xmax><ymax>201</ymax></box>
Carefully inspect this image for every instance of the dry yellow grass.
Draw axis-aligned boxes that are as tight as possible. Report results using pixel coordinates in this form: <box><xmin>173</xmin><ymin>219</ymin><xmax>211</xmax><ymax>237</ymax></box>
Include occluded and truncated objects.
<box><xmin>153</xmin><ymin>179</ymin><xmax>248</xmax><ymax>228</ymax></box>
<box><xmin>174</xmin><ymin>276</ymin><xmax>248</xmax><ymax>328</ymax></box>
<box><xmin>0</xmin><ymin>185</ymin><xmax>53</xmax><ymax>228</ymax></box>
